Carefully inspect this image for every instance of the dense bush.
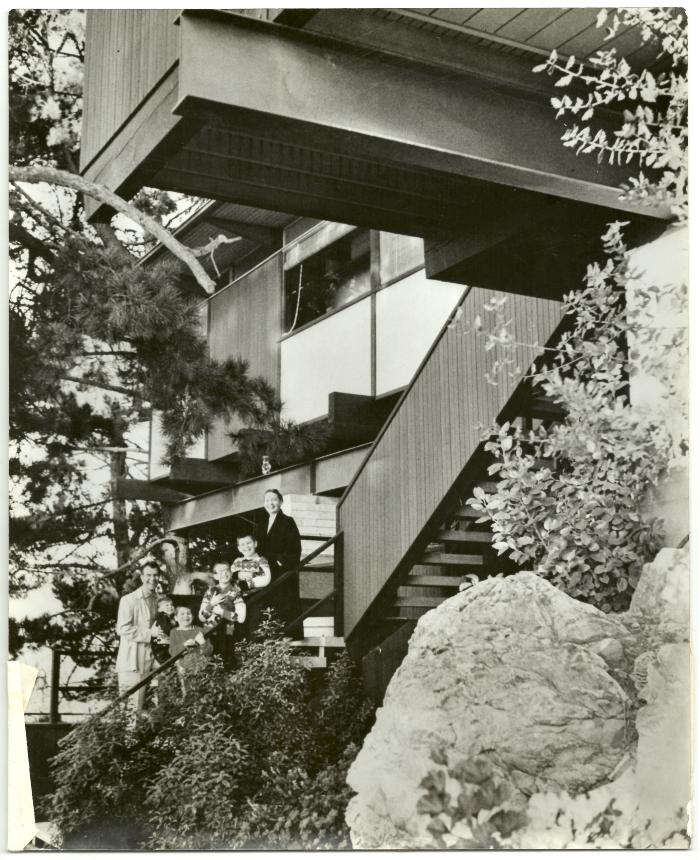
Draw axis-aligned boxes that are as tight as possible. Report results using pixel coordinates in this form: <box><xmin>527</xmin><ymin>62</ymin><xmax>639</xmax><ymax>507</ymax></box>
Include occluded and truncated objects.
<box><xmin>49</xmin><ymin>619</ymin><xmax>375</xmax><ymax>849</ymax></box>
<box><xmin>468</xmin><ymin>9</ymin><xmax>687</xmax><ymax>612</ymax></box>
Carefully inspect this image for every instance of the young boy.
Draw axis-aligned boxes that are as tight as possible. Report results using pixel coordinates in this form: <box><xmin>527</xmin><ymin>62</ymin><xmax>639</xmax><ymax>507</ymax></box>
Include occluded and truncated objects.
<box><xmin>231</xmin><ymin>533</ymin><xmax>272</xmax><ymax>592</ymax></box>
<box><xmin>198</xmin><ymin>561</ymin><xmax>247</xmax><ymax>667</ymax></box>
<box><xmin>151</xmin><ymin>596</ymin><xmax>177</xmax><ymax>665</ymax></box>
<box><xmin>168</xmin><ymin>605</ymin><xmax>213</xmax><ymax>693</ymax></box>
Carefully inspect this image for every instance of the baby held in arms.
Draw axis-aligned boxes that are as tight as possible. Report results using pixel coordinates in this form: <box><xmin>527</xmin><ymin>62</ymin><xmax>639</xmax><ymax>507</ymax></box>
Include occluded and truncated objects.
<box><xmin>231</xmin><ymin>533</ymin><xmax>272</xmax><ymax>592</ymax></box>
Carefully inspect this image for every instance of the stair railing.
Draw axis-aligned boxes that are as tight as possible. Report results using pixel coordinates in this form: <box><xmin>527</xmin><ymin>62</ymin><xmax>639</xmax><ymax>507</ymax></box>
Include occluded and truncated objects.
<box><xmin>97</xmin><ymin>617</ymin><xmax>225</xmax><ymax>716</ymax></box>
<box><xmin>244</xmin><ymin>531</ymin><xmax>344</xmax><ymax>637</ymax></box>
<box><xmin>80</xmin><ymin>534</ymin><xmax>346</xmax><ymax>720</ymax></box>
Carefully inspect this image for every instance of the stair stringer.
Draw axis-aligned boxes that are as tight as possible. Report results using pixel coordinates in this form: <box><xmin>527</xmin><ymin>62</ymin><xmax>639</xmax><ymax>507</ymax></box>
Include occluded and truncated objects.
<box><xmin>339</xmin><ymin>287</ymin><xmax>565</xmax><ymax>654</ymax></box>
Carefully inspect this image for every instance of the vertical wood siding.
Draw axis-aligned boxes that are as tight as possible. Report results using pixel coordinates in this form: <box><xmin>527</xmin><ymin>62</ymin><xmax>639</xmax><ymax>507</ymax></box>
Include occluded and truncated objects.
<box><xmin>338</xmin><ymin>287</ymin><xmax>564</xmax><ymax>636</ymax></box>
<box><xmin>207</xmin><ymin>256</ymin><xmax>282</xmax><ymax>461</ymax></box>
<box><xmin>81</xmin><ymin>10</ymin><xmax>179</xmax><ymax>171</ymax></box>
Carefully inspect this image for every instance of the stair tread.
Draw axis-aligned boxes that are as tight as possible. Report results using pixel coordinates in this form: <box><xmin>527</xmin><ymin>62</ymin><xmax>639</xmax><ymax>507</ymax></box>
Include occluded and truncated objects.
<box><xmin>393</xmin><ymin>595</ymin><xmax>444</xmax><ymax>608</ymax></box>
<box><xmin>473</xmin><ymin>480</ymin><xmax>498</xmax><ymax>492</ymax></box>
<box><xmin>291</xmin><ymin>656</ymin><xmax>328</xmax><ymax>668</ymax></box>
<box><xmin>436</xmin><ymin>529</ymin><xmax>492</xmax><ymax>543</ymax></box>
<box><xmin>454</xmin><ymin>505</ymin><xmax>486</xmax><ymax>520</ymax></box>
<box><xmin>302</xmin><ymin>562</ymin><xmax>335</xmax><ymax>572</ymax></box>
<box><xmin>289</xmin><ymin>636</ymin><xmax>345</xmax><ymax>648</ymax></box>
<box><xmin>404</xmin><ymin>574</ymin><xmax>463</xmax><ymax>587</ymax></box>
<box><xmin>421</xmin><ymin>552</ymin><xmax>484</xmax><ymax>566</ymax></box>
<box><xmin>520</xmin><ymin>396</ymin><xmax>566</xmax><ymax>418</ymax></box>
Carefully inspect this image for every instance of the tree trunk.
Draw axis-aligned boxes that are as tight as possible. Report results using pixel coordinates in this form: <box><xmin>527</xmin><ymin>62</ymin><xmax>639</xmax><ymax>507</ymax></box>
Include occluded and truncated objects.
<box><xmin>109</xmin><ymin>450</ymin><xmax>131</xmax><ymax>571</ymax></box>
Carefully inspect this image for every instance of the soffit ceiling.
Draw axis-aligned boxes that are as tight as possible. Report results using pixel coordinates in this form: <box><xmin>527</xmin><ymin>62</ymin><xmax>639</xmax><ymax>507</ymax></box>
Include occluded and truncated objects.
<box><xmin>371</xmin><ymin>8</ymin><xmax>666</xmax><ymax>70</ymax></box>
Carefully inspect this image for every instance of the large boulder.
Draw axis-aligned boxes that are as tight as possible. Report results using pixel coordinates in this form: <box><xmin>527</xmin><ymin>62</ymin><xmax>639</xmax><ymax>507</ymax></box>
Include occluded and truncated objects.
<box><xmin>521</xmin><ymin>639</ymin><xmax>691</xmax><ymax>849</ymax></box>
<box><xmin>346</xmin><ymin>572</ymin><xmax>631</xmax><ymax>849</ymax></box>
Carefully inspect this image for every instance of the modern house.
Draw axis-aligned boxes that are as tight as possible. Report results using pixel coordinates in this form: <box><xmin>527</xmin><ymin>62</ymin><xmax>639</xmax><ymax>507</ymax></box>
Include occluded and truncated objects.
<box><xmin>81</xmin><ymin>8</ymin><xmax>671</xmax><ymax>697</ymax></box>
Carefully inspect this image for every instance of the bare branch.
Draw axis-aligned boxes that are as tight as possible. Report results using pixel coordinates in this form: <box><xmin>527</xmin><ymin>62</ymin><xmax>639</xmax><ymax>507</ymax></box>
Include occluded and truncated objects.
<box><xmin>191</xmin><ymin>233</ymin><xmax>242</xmax><ymax>278</ymax></box>
<box><xmin>9</xmin><ymin>165</ymin><xmax>217</xmax><ymax>294</ymax></box>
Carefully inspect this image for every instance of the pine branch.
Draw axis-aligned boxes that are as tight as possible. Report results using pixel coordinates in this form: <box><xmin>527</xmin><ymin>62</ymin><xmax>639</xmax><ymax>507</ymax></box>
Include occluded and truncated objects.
<box><xmin>11</xmin><ymin>181</ymin><xmax>84</xmax><ymax>241</ymax></box>
<box><xmin>9</xmin><ymin>222</ymin><xmax>57</xmax><ymax>263</ymax></box>
<box><xmin>60</xmin><ymin>375</ymin><xmax>134</xmax><ymax>396</ymax></box>
<box><xmin>9</xmin><ymin>165</ymin><xmax>217</xmax><ymax>294</ymax></box>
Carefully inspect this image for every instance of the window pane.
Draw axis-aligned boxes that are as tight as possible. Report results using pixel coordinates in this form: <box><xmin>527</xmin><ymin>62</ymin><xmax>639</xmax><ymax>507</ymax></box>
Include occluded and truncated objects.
<box><xmin>379</xmin><ymin>232</ymin><xmax>424</xmax><ymax>285</ymax></box>
<box><xmin>284</xmin><ymin>229</ymin><xmax>370</xmax><ymax>332</ymax></box>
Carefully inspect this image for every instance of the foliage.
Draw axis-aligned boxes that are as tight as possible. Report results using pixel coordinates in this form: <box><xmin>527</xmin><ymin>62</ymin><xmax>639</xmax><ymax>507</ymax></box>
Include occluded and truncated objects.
<box><xmin>49</xmin><ymin>621</ymin><xmax>375</xmax><ymax>850</ymax></box>
<box><xmin>469</xmin><ymin>9</ymin><xmax>687</xmax><ymax>612</ymax></box>
<box><xmin>534</xmin><ymin>8</ymin><xmax>687</xmax><ymax>221</ymax></box>
<box><xmin>9</xmin><ymin>9</ymin><xmax>83</xmax><ymax>172</ymax></box>
<box><xmin>232</xmin><ymin>416</ymin><xmax>331</xmax><ymax>479</ymax></box>
<box><xmin>418</xmin><ymin>750</ymin><xmax>528</xmax><ymax>849</ymax></box>
<box><xmin>470</xmin><ymin>224</ymin><xmax>684</xmax><ymax>611</ymax></box>
<box><xmin>523</xmin><ymin>783</ymin><xmax>689</xmax><ymax>849</ymax></box>
<box><xmin>8</xmin><ymin>10</ymin><xmax>281</xmax><ymax>680</ymax></box>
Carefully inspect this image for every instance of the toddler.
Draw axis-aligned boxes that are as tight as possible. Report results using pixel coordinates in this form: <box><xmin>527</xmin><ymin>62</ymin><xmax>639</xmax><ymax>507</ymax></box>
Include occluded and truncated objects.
<box><xmin>169</xmin><ymin>605</ymin><xmax>213</xmax><ymax>691</ymax></box>
<box><xmin>151</xmin><ymin>596</ymin><xmax>177</xmax><ymax>665</ymax></box>
<box><xmin>231</xmin><ymin>533</ymin><xmax>272</xmax><ymax>592</ymax></box>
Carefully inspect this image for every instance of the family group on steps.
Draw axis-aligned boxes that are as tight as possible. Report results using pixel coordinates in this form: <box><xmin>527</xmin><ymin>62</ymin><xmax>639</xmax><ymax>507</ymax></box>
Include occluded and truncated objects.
<box><xmin>115</xmin><ymin>489</ymin><xmax>302</xmax><ymax>710</ymax></box>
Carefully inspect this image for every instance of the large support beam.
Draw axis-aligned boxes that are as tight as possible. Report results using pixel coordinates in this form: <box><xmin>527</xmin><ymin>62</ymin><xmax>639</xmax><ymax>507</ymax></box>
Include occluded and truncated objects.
<box><xmin>172</xmin><ymin>12</ymin><xmax>666</xmax><ymax>221</ymax></box>
<box><xmin>166</xmin><ymin>444</ymin><xmax>370</xmax><ymax>532</ymax></box>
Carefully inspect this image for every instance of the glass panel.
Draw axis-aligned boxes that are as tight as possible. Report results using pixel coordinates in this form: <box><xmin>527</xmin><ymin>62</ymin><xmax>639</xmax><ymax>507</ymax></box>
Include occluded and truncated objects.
<box><xmin>281</xmin><ymin>297</ymin><xmax>372</xmax><ymax>423</ymax></box>
<box><xmin>379</xmin><ymin>232</ymin><xmax>424</xmax><ymax>285</ymax></box>
<box><xmin>375</xmin><ymin>269</ymin><xmax>464</xmax><ymax>395</ymax></box>
<box><xmin>284</xmin><ymin>229</ymin><xmax>371</xmax><ymax>332</ymax></box>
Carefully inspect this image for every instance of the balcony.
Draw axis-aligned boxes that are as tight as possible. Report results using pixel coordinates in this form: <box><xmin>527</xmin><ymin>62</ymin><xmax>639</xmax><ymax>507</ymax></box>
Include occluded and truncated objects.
<box><xmin>81</xmin><ymin>9</ymin><xmax>665</xmax><ymax>261</ymax></box>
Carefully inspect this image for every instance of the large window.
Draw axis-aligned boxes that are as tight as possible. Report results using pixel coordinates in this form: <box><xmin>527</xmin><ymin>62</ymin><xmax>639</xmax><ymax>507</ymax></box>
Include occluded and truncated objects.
<box><xmin>283</xmin><ymin>229</ymin><xmax>370</xmax><ymax>332</ymax></box>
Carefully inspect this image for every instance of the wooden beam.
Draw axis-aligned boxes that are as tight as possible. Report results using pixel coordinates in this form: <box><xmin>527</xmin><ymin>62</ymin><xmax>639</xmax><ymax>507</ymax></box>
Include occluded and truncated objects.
<box><xmin>175</xmin><ymin>12</ymin><xmax>667</xmax><ymax>218</ymax></box>
<box><xmin>115</xmin><ymin>478</ymin><xmax>190</xmax><ymax>504</ymax></box>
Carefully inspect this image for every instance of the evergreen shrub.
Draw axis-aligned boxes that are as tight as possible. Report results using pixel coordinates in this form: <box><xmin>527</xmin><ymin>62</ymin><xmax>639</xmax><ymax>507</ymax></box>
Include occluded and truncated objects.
<box><xmin>49</xmin><ymin>618</ymin><xmax>375</xmax><ymax>849</ymax></box>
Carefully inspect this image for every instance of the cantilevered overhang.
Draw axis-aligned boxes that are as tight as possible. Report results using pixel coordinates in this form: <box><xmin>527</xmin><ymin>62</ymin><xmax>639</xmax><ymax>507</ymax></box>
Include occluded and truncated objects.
<box><xmin>165</xmin><ymin>444</ymin><xmax>369</xmax><ymax>533</ymax></box>
<box><xmin>82</xmin><ymin>10</ymin><xmax>668</xmax><ymax>234</ymax></box>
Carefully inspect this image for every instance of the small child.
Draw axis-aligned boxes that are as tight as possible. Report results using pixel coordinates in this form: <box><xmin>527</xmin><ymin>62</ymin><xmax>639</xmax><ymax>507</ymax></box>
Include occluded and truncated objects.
<box><xmin>199</xmin><ymin>561</ymin><xmax>247</xmax><ymax>667</ymax></box>
<box><xmin>169</xmin><ymin>605</ymin><xmax>213</xmax><ymax>692</ymax></box>
<box><xmin>151</xmin><ymin>596</ymin><xmax>177</xmax><ymax>665</ymax></box>
<box><xmin>231</xmin><ymin>533</ymin><xmax>272</xmax><ymax>593</ymax></box>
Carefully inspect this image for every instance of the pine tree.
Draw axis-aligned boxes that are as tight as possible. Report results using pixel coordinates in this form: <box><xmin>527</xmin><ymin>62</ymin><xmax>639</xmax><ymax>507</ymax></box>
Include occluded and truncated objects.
<box><xmin>8</xmin><ymin>11</ymin><xmax>276</xmax><ymax>696</ymax></box>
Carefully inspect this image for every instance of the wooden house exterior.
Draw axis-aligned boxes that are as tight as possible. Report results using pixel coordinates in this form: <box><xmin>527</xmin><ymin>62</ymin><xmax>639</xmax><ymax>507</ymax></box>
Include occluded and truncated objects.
<box><xmin>82</xmin><ymin>8</ymin><xmax>670</xmax><ymax>696</ymax></box>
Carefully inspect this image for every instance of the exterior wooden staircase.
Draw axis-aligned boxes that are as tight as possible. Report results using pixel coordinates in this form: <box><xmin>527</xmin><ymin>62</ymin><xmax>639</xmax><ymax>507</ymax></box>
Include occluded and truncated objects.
<box><xmin>387</xmin><ymin>394</ymin><xmax>565</xmax><ymax>625</ymax></box>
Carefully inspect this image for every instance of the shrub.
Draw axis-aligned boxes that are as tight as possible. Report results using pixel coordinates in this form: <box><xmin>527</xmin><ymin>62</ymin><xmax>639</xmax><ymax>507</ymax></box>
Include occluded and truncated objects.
<box><xmin>469</xmin><ymin>9</ymin><xmax>687</xmax><ymax>612</ymax></box>
<box><xmin>49</xmin><ymin>623</ymin><xmax>375</xmax><ymax>850</ymax></box>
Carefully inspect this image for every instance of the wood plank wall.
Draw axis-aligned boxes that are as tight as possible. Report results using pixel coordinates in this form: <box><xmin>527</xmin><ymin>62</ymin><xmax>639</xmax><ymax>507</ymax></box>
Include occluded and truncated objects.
<box><xmin>81</xmin><ymin>10</ymin><xmax>179</xmax><ymax>171</ymax></box>
<box><xmin>338</xmin><ymin>287</ymin><xmax>564</xmax><ymax>636</ymax></box>
<box><xmin>207</xmin><ymin>256</ymin><xmax>283</xmax><ymax>461</ymax></box>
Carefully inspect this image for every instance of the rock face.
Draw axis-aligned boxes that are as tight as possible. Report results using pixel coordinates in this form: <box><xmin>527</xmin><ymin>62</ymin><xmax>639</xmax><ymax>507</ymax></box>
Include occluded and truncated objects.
<box><xmin>345</xmin><ymin>572</ymin><xmax>631</xmax><ymax>849</ymax></box>
<box><xmin>346</xmin><ymin>547</ymin><xmax>690</xmax><ymax>850</ymax></box>
<box><xmin>521</xmin><ymin>547</ymin><xmax>690</xmax><ymax>849</ymax></box>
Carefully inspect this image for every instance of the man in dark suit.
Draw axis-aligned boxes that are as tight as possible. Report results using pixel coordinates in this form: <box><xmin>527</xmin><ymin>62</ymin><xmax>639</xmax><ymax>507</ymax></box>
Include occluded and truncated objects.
<box><xmin>252</xmin><ymin>488</ymin><xmax>303</xmax><ymax>635</ymax></box>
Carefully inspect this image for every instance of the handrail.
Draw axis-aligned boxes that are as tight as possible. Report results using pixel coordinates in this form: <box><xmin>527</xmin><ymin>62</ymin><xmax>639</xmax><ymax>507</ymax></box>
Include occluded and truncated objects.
<box><xmin>97</xmin><ymin>619</ymin><xmax>225</xmax><ymax>717</ymax></box>
<box><xmin>245</xmin><ymin>533</ymin><xmax>339</xmax><ymax>609</ymax></box>
<box><xmin>95</xmin><ymin>534</ymin><xmax>344</xmax><ymax>718</ymax></box>
<box><xmin>282</xmin><ymin>590</ymin><xmax>335</xmax><ymax>636</ymax></box>
<box><xmin>338</xmin><ymin>285</ymin><xmax>471</xmax><ymax>506</ymax></box>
